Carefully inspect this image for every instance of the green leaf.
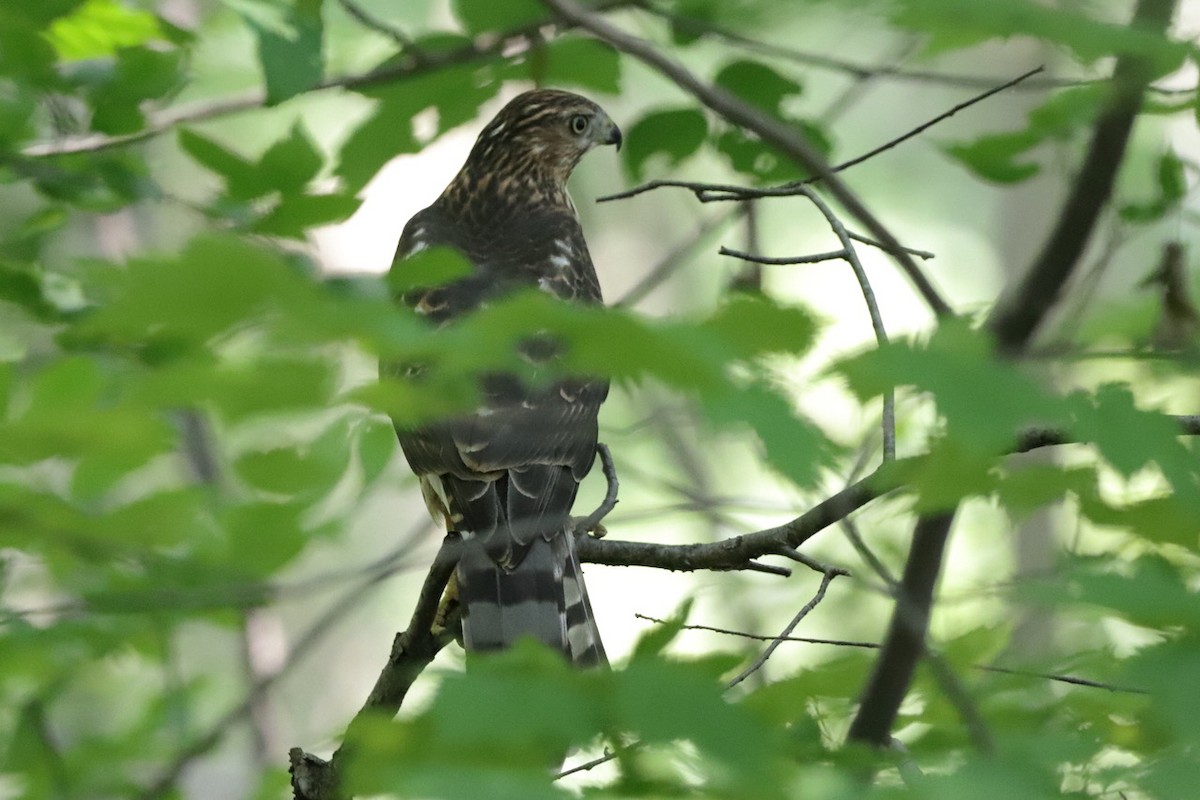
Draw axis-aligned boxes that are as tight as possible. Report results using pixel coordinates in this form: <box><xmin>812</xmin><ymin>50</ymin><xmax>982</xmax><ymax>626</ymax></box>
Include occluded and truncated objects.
<box><xmin>537</xmin><ymin>37</ymin><xmax>621</xmax><ymax>94</ymax></box>
<box><xmin>68</xmin><ymin>233</ymin><xmax>307</xmax><ymax>348</ymax></box>
<box><xmin>0</xmin><ymin>82</ymin><xmax>38</xmax><ymax>147</ymax></box>
<box><xmin>235</xmin><ymin>419</ymin><xmax>352</xmax><ymax>497</ymax></box>
<box><xmin>715</xmin><ymin>121</ymin><xmax>830</xmax><ymax>184</ymax></box>
<box><xmin>1120</xmin><ymin>150</ymin><xmax>1188</xmax><ymax>223</ymax></box>
<box><xmin>222</xmin><ymin>499</ymin><xmax>313</xmax><ymax>575</ymax></box>
<box><xmin>387</xmin><ymin>246</ymin><xmax>475</xmax><ymax>295</ymax></box>
<box><xmin>1068</xmin><ymin>384</ymin><xmax>1185</xmax><ymax>479</ymax></box>
<box><xmin>178</xmin><ymin>129</ymin><xmax>272</xmax><ymax>200</ymax></box>
<box><xmin>338</xmin><ymin>64</ymin><xmax>497</xmax><ymax>192</ymax></box>
<box><xmin>87</xmin><ymin>47</ymin><xmax>184</xmax><ymax>135</ymax></box>
<box><xmin>452</xmin><ymin>0</ymin><xmax>542</xmax><ymax>34</ymax></box>
<box><xmin>889</xmin><ymin>0</ymin><xmax>1189</xmax><ymax>74</ymax></box>
<box><xmin>252</xmin><ymin>192</ymin><xmax>361</xmax><ymax>238</ymax></box>
<box><xmin>0</xmin><ymin>261</ymin><xmax>59</xmax><ymax>320</ymax></box>
<box><xmin>836</xmin><ymin>318</ymin><xmax>1068</xmax><ymax>453</ymax></box>
<box><xmin>622</xmin><ymin>108</ymin><xmax>708</xmax><ymax>181</ymax></box>
<box><xmin>944</xmin><ymin>85</ymin><xmax>1104</xmax><ymax>184</ymax></box>
<box><xmin>259</xmin><ymin>122</ymin><xmax>324</xmax><ymax>194</ymax></box>
<box><xmin>714</xmin><ymin>59</ymin><xmax>802</xmax><ymax>116</ymax></box>
<box><xmin>629</xmin><ymin>599</ymin><xmax>694</xmax><ymax>661</ymax></box>
<box><xmin>46</xmin><ymin>0</ymin><xmax>162</xmax><ymax>60</ymax></box>
<box><xmin>357</xmin><ymin>417</ymin><xmax>398</xmax><ymax>487</ymax></box>
<box><xmin>128</xmin><ymin>357</ymin><xmax>336</xmax><ymax>422</ymax></box>
<box><xmin>994</xmin><ymin>463</ymin><xmax>1096</xmax><ymax>517</ymax></box>
<box><xmin>248</xmin><ymin>0</ymin><xmax>324</xmax><ymax>105</ymax></box>
<box><xmin>703</xmin><ymin>296</ymin><xmax>816</xmax><ymax>356</ymax></box>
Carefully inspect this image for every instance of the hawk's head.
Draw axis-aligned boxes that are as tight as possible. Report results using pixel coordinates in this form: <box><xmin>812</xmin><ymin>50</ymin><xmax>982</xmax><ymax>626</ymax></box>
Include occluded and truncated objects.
<box><xmin>457</xmin><ymin>89</ymin><xmax>621</xmax><ymax>196</ymax></box>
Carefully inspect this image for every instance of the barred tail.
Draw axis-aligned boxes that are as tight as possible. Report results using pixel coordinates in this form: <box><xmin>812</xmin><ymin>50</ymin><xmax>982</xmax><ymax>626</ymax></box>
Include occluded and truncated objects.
<box><xmin>457</xmin><ymin>532</ymin><xmax>606</xmax><ymax>667</ymax></box>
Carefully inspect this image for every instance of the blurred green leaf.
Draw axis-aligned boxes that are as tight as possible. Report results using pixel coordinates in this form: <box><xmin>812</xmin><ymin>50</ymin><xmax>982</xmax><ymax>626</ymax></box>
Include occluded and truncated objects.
<box><xmin>452</xmin><ymin>0</ymin><xmax>542</xmax><ymax>34</ymax></box>
<box><xmin>1120</xmin><ymin>150</ymin><xmax>1189</xmax><ymax>223</ymax></box>
<box><xmin>252</xmin><ymin>191</ymin><xmax>361</xmax><ymax>238</ymax></box>
<box><xmin>259</xmin><ymin>122</ymin><xmax>324</xmax><ymax>194</ymax></box>
<box><xmin>888</xmin><ymin>0</ymin><xmax>1189</xmax><ymax>73</ymax></box>
<box><xmin>629</xmin><ymin>599</ymin><xmax>693</xmax><ymax>661</ymax></box>
<box><xmin>944</xmin><ymin>86</ymin><xmax>1104</xmax><ymax>184</ymax></box>
<box><xmin>178</xmin><ymin>129</ymin><xmax>272</xmax><ymax>200</ymax></box>
<box><xmin>46</xmin><ymin>0</ymin><xmax>162</xmax><ymax>60</ymax></box>
<box><xmin>357</xmin><ymin>416</ymin><xmax>398</xmax><ymax>486</ymax></box>
<box><xmin>246</xmin><ymin>0</ymin><xmax>324</xmax><ymax>105</ymax></box>
<box><xmin>387</xmin><ymin>246</ymin><xmax>474</xmax><ymax>295</ymax></box>
<box><xmin>836</xmin><ymin>318</ymin><xmax>1068</xmax><ymax>453</ymax></box>
<box><xmin>68</xmin><ymin>233</ymin><xmax>308</xmax><ymax>348</ymax></box>
<box><xmin>235</xmin><ymin>418</ymin><xmax>352</xmax><ymax>498</ymax></box>
<box><xmin>715</xmin><ymin>59</ymin><xmax>802</xmax><ymax>116</ymax></box>
<box><xmin>338</xmin><ymin>64</ymin><xmax>498</xmax><ymax>192</ymax></box>
<box><xmin>622</xmin><ymin>108</ymin><xmax>708</xmax><ymax>181</ymax></box>
<box><xmin>538</xmin><ymin>37</ymin><xmax>621</xmax><ymax>94</ymax></box>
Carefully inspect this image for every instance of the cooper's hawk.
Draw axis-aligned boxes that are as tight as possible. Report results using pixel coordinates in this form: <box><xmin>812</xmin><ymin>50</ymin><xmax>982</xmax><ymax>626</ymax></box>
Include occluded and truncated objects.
<box><xmin>389</xmin><ymin>89</ymin><xmax>620</xmax><ymax>667</ymax></box>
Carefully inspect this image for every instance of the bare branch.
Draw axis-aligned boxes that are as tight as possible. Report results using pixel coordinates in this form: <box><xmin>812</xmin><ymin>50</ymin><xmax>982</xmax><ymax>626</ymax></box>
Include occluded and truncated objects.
<box><xmin>848</xmin><ymin>232</ymin><xmax>935</xmax><ymax>261</ymax></box>
<box><xmin>573</xmin><ymin>443</ymin><xmax>621</xmax><ymax>536</ymax></box>
<box><xmin>720</xmin><ymin>246</ymin><xmax>848</xmax><ymax>266</ymax></box>
<box><xmin>541</xmin><ymin>0</ymin><xmax>953</xmax><ymax>317</ymax></box>
<box><xmin>795</xmin><ymin>186</ymin><xmax>895</xmax><ymax>461</ymax></box>
<box><xmin>335</xmin><ymin>0</ymin><xmax>423</xmax><ymax>54</ymax></box>
<box><xmin>577</xmin><ymin>472</ymin><xmax>881</xmax><ymax>572</ymax></box>
<box><xmin>616</xmin><ymin>207</ymin><xmax>743</xmax><ymax>306</ymax></box>
<box><xmin>288</xmin><ymin>536</ymin><xmax>463</xmax><ymax>799</ymax></box>
<box><xmin>727</xmin><ymin>569</ymin><xmax>842</xmax><ymax>687</ymax></box>
<box><xmin>849</xmin><ymin>0</ymin><xmax>1178</xmax><ymax>750</ymax></box>
<box><xmin>633</xmin><ymin>615</ymin><xmax>1147</xmax><ymax>693</ymax></box>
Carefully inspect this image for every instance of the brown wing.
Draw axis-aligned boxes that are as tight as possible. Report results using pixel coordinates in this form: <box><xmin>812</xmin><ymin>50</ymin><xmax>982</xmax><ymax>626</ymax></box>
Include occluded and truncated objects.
<box><xmin>391</xmin><ymin>202</ymin><xmax>607</xmax><ymax>486</ymax></box>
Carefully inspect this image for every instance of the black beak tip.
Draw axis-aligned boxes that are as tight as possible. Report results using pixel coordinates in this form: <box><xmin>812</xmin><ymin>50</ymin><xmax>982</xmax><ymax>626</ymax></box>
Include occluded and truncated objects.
<box><xmin>608</xmin><ymin>126</ymin><xmax>623</xmax><ymax>152</ymax></box>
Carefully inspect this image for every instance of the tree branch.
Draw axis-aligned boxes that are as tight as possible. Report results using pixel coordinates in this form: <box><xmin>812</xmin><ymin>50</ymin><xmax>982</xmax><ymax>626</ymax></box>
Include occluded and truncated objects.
<box><xmin>581</xmin><ymin>412</ymin><xmax>1200</xmax><ymax>571</ymax></box>
<box><xmin>20</xmin><ymin>0</ymin><xmax>637</xmax><ymax>158</ymax></box>
<box><xmin>288</xmin><ymin>536</ymin><xmax>462</xmax><ymax>799</ymax></box>
<box><xmin>727</xmin><ymin>568</ymin><xmax>845</xmax><ymax>687</ymax></box>
<box><xmin>540</xmin><ymin>0</ymin><xmax>953</xmax><ymax>318</ymax></box>
<box><xmin>847</xmin><ymin>0</ymin><xmax>1179</xmax><ymax>750</ymax></box>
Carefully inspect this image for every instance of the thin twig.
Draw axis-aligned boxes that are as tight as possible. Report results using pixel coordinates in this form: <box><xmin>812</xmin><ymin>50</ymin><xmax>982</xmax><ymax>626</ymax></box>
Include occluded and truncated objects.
<box><xmin>720</xmin><ymin>246</ymin><xmax>848</xmax><ymax>266</ymax></box>
<box><xmin>573</xmin><ymin>443</ymin><xmax>620</xmax><ymax>536</ymax></box>
<box><xmin>727</xmin><ymin>570</ymin><xmax>841</xmax><ymax>687</ymax></box>
<box><xmin>335</xmin><ymin>0</ymin><xmax>423</xmax><ymax>54</ymax></box>
<box><xmin>637</xmin><ymin>6</ymin><xmax>1170</xmax><ymax>95</ymax></box>
<box><xmin>634</xmin><ymin>615</ymin><xmax>1147</xmax><ymax>693</ymax></box>
<box><xmin>601</xmin><ymin>67</ymin><xmax>1044</xmax><ymax>208</ymax></box>
<box><xmin>797</xmin><ymin>186</ymin><xmax>895</xmax><ymax>461</ymax></box>
<box><xmin>542</xmin><ymin>0</ymin><xmax>953</xmax><ymax>318</ymax></box>
<box><xmin>616</xmin><ymin>207</ymin><xmax>743</xmax><ymax>306</ymax></box>
<box><xmin>848</xmin><ymin>232</ymin><xmax>935</xmax><ymax>260</ymax></box>
<box><xmin>772</xmin><ymin>546</ymin><xmax>847</xmax><ymax>577</ymax></box>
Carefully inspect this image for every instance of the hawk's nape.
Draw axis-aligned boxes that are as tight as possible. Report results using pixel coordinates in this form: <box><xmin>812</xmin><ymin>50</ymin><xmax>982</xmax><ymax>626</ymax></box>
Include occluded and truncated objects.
<box><xmin>387</xmin><ymin>89</ymin><xmax>620</xmax><ymax>667</ymax></box>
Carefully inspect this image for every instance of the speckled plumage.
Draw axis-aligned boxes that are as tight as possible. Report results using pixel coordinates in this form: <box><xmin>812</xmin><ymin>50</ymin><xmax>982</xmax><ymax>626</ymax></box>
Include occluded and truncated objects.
<box><xmin>389</xmin><ymin>89</ymin><xmax>620</xmax><ymax>667</ymax></box>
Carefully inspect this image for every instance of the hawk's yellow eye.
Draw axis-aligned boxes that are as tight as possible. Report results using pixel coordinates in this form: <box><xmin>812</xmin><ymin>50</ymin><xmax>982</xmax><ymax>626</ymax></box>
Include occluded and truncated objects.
<box><xmin>569</xmin><ymin>114</ymin><xmax>589</xmax><ymax>135</ymax></box>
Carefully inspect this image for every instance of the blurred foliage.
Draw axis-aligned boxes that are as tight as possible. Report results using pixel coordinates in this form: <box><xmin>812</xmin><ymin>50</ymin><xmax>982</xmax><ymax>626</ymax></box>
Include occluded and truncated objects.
<box><xmin>0</xmin><ymin>0</ymin><xmax>1198</xmax><ymax>798</ymax></box>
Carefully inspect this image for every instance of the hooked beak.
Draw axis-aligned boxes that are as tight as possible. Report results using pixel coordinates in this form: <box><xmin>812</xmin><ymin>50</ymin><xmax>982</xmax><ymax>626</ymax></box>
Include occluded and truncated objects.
<box><xmin>602</xmin><ymin>119</ymin><xmax>622</xmax><ymax>151</ymax></box>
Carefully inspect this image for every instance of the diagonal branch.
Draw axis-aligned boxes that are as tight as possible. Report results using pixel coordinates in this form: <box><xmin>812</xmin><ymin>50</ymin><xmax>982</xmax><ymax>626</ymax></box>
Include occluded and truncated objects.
<box><xmin>290</xmin><ymin>536</ymin><xmax>462</xmax><ymax>800</ymax></box>
<box><xmin>579</xmin><ymin>413</ymin><xmax>1200</xmax><ymax>573</ymax></box>
<box><xmin>846</xmin><ymin>0</ymin><xmax>1180</xmax><ymax>751</ymax></box>
<box><xmin>540</xmin><ymin>0</ymin><xmax>953</xmax><ymax>317</ymax></box>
